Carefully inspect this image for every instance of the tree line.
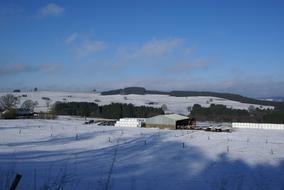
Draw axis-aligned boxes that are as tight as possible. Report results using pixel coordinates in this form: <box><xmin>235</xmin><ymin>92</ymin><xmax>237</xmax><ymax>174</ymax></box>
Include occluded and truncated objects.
<box><xmin>190</xmin><ymin>104</ymin><xmax>284</xmax><ymax>123</ymax></box>
<box><xmin>1</xmin><ymin>93</ymin><xmax>283</xmax><ymax>123</ymax></box>
<box><xmin>52</xmin><ymin>102</ymin><xmax>164</xmax><ymax>119</ymax></box>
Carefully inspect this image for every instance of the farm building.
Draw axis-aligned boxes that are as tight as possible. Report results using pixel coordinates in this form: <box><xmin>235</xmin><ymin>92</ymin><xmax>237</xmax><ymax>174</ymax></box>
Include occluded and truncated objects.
<box><xmin>145</xmin><ymin>114</ymin><xmax>192</xmax><ymax>130</ymax></box>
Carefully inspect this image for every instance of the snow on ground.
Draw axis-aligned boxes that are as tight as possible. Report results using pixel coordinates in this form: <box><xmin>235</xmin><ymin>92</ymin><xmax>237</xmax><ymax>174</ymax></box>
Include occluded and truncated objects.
<box><xmin>0</xmin><ymin>91</ymin><xmax>274</xmax><ymax>115</ymax></box>
<box><xmin>0</xmin><ymin>117</ymin><xmax>284</xmax><ymax>190</ymax></box>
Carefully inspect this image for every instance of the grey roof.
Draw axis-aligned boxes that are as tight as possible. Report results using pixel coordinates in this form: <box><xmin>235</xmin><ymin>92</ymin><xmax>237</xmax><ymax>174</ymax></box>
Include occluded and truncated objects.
<box><xmin>163</xmin><ymin>114</ymin><xmax>189</xmax><ymax>121</ymax></box>
<box><xmin>145</xmin><ymin>114</ymin><xmax>189</xmax><ymax>126</ymax></box>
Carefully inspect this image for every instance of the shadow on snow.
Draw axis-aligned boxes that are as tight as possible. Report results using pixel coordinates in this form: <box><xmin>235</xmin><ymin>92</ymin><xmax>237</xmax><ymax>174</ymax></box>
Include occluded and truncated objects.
<box><xmin>0</xmin><ymin>130</ymin><xmax>284</xmax><ymax>190</ymax></box>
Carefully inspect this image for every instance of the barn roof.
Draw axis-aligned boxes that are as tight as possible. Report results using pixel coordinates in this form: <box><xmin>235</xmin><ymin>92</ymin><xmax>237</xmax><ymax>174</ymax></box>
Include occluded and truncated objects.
<box><xmin>145</xmin><ymin>114</ymin><xmax>189</xmax><ymax>126</ymax></box>
<box><xmin>163</xmin><ymin>114</ymin><xmax>189</xmax><ymax>121</ymax></box>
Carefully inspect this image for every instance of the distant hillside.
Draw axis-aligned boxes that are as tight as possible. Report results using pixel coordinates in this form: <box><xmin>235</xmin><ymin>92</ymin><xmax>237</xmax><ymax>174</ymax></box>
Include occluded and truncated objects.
<box><xmin>101</xmin><ymin>87</ymin><xmax>284</xmax><ymax>110</ymax></box>
<box><xmin>101</xmin><ymin>87</ymin><xmax>168</xmax><ymax>95</ymax></box>
<box><xmin>262</xmin><ymin>97</ymin><xmax>284</xmax><ymax>102</ymax></box>
<box><xmin>101</xmin><ymin>87</ymin><xmax>145</xmax><ymax>95</ymax></box>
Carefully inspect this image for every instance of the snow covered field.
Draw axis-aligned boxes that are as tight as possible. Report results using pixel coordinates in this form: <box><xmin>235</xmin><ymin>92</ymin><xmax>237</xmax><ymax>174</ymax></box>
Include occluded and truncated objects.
<box><xmin>1</xmin><ymin>117</ymin><xmax>284</xmax><ymax>190</ymax></box>
<box><xmin>0</xmin><ymin>91</ymin><xmax>274</xmax><ymax>115</ymax></box>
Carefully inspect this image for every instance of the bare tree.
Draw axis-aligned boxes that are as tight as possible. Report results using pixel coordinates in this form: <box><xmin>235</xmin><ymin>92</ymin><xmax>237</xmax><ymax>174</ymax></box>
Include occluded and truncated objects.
<box><xmin>21</xmin><ymin>100</ymin><xmax>35</xmax><ymax>111</ymax></box>
<box><xmin>46</xmin><ymin>99</ymin><xmax>51</xmax><ymax>108</ymax></box>
<box><xmin>161</xmin><ymin>104</ymin><xmax>168</xmax><ymax>112</ymax></box>
<box><xmin>248</xmin><ymin>105</ymin><xmax>256</xmax><ymax>113</ymax></box>
<box><xmin>33</xmin><ymin>101</ymin><xmax>39</xmax><ymax>107</ymax></box>
<box><xmin>0</xmin><ymin>94</ymin><xmax>19</xmax><ymax>110</ymax></box>
<box><xmin>187</xmin><ymin>106</ymin><xmax>192</xmax><ymax>112</ymax></box>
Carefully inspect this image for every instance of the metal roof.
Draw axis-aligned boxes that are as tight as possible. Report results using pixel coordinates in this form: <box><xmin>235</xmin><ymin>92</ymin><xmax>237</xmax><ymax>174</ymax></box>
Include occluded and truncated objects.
<box><xmin>163</xmin><ymin>114</ymin><xmax>189</xmax><ymax>121</ymax></box>
<box><xmin>145</xmin><ymin>114</ymin><xmax>189</xmax><ymax>126</ymax></box>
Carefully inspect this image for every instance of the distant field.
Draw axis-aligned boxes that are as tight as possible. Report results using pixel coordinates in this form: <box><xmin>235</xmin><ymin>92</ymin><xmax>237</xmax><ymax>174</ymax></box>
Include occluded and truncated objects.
<box><xmin>0</xmin><ymin>91</ymin><xmax>274</xmax><ymax>115</ymax></box>
<box><xmin>0</xmin><ymin>117</ymin><xmax>284</xmax><ymax>190</ymax></box>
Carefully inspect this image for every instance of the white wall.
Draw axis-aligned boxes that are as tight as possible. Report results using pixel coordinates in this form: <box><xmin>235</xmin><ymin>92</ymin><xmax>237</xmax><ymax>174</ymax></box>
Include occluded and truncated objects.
<box><xmin>232</xmin><ymin>122</ymin><xmax>284</xmax><ymax>130</ymax></box>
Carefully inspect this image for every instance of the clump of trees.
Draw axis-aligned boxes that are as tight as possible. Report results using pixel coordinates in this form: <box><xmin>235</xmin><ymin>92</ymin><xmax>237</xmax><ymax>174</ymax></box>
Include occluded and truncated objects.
<box><xmin>0</xmin><ymin>94</ymin><xmax>19</xmax><ymax>110</ymax></box>
<box><xmin>52</xmin><ymin>102</ymin><xmax>164</xmax><ymax>119</ymax></box>
<box><xmin>0</xmin><ymin>94</ymin><xmax>19</xmax><ymax>119</ymax></box>
<box><xmin>190</xmin><ymin>104</ymin><xmax>250</xmax><ymax>122</ymax></box>
<box><xmin>262</xmin><ymin>111</ymin><xmax>284</xmax><ymax>123</ymax></box>
<box><xmin>0</xmin><ymin>94</ymin><xmax>41</xmax><ymax>119</ymax></box>
<box><xmin>21</xmin><ymin>100</ymin><xmax>36</xmax><ymax>112</ymax></box>
<box><xmin>190</xmin><ymin>104</ymin><xmax>284</xmax><ymax>123</ymax></box>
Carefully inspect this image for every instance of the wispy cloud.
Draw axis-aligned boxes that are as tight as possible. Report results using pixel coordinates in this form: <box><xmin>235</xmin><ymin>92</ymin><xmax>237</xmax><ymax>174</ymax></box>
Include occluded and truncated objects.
<box><xmin>0</xmin><ymin>64</ymin><xmax>34</xmax><ymax>76</ymax></box>
<box><xmin>0</xmin><ymin>64</ymin><xmax>59</xmax><ymax>76</ymax></box>
<box><xmin>133</xmin><ymin>38</ymin><xmax>184</xmax><ymax>58</ymax></box>
<box><xmin>38</xmin><ymin>3</ymin><xmax>64</xmax><ymax>18</ymax></box>
<box><xmin>77</xmin><ymin>40</ymin><xmax>107</xmax><ymax>57</ymax></box>
<box><xmin>65</xmin><ymin>33</ymin><xmax>108</xmax><ymax>57</ymax></box>
<box><xmin>111</xmin><ymin>38</ymin><xmax>186</xmax><ymax>69</ymax></box>
<box><xmin>166</xmin><ymin>59</ymin><xmax>211</xmax><ymax>73</ymax></box>
<box><xmin>64</xmin><ymin>36</ymin><xmax>210</xmax><ymax>76</ymax></box>
<box><xmin>65</xmin><ymin>33</ymin><xmax>78</xmax><ymax>44</ymax></box>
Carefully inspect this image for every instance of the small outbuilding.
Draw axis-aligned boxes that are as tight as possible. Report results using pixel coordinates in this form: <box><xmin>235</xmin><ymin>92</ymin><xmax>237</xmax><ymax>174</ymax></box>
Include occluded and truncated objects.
<box><xmin>145</xmin><ymin>114</ymin><xmax>191</xmax><ymax>130</ymax></box>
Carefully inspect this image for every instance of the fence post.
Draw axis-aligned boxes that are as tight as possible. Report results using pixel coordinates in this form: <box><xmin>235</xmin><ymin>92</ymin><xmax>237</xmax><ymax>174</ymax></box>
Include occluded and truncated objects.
<box><xmin>9</xmin><ymin>174</ymin><xmax>22</xmax><ymax>190</ymax></box>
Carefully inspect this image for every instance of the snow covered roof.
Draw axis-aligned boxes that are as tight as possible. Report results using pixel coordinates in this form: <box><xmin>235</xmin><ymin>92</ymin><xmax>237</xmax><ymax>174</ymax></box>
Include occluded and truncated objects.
<box><xmin>146</xmin><ymin>114</ymin><xmax>189</xmax><ymax>126</ymax></box>
<box><xmin>163</xmin><ymin>114</ymin><xmax>189</xmax><ymax>121</ymax></box>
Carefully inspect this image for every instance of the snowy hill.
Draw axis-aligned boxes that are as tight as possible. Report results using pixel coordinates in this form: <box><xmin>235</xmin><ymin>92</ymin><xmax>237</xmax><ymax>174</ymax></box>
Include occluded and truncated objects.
<box><xmin>0</xmin><ymin>117</ymin><xmax>283</xmax><ymax>189</ymax></box>
<box><xmin>0</xmin><ymin>91</ymin><xmax>273</xmax><ymax>115</ymax></box>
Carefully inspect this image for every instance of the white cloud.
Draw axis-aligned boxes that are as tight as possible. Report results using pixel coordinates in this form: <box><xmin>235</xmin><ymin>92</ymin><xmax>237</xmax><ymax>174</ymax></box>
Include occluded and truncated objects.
<box><xmin>111</xmin><ymin>38</ymin><xmax>186</xmax><ymax>68</ymax></box>
<box><xmin>77</xmin><ymin>40</ymin><xmax>107</xmax><ymax>57</ymax></box>
<box><xmin>38</xmin><ymin>3</ymin><xmax>64</xmax><ymax>18</ymax></box>
<box><xmin>65</xmin><ymin>33</ymin><xmax>78</xmax><ymax>44</ymax></box>
<box><xmin>64</xmin><ymin>33</ymin><xmax>108</xmax><ymax>57</ymax></box>
<box><xmin>134</xmin><ymin>38</ymin><xmax>184</xmax><ymax>58</ymax></box>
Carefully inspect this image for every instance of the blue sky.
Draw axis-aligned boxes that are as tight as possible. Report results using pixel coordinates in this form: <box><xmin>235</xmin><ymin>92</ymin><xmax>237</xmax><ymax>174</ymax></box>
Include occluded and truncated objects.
<box><xmin>0</xmin><ymin>0</ymin><xmax>283</xmax><ymax>97</ymax></box>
